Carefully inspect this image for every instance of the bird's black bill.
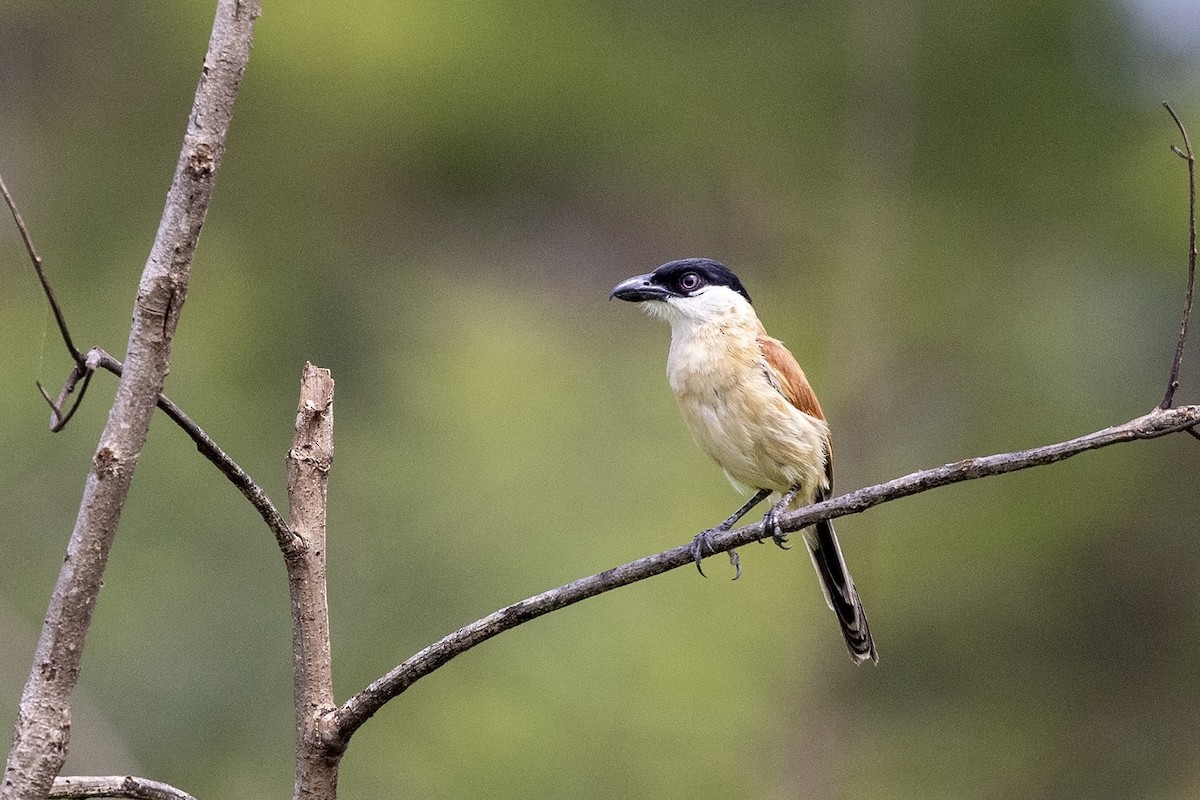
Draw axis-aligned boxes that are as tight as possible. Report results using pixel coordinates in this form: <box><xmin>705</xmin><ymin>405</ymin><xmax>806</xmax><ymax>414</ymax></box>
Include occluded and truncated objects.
<box><xmin>611</xmin><ymin>273</ymin><xmax>672</xmax><ymax>303</ymax></box>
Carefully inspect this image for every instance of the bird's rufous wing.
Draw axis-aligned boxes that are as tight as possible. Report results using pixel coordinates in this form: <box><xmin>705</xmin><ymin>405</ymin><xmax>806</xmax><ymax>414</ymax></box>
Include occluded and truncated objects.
<box><xmin>758</xmin><ymin>334</ymin><xmax>833</xmax><ymax>491</ymax></box>
<box><xmin>761</xmin><ymin>336</ymin><xmax>873</xmax><ymax>661</ymax></box>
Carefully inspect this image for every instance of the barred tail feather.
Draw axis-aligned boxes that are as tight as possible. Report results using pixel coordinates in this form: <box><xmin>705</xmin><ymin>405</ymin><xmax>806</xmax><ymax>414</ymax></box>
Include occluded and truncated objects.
<box><xmin>803</xmin><ymin>518</ymin><xmax>877</xmax><ymax>664</ymax></box>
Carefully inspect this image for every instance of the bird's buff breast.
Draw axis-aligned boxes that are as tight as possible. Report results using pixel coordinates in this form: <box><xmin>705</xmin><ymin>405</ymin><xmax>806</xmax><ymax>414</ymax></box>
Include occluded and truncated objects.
<box><xmin>666</xmin><ymin>332</ymin><xmax>829</xmax><ymax>501</ymax></box>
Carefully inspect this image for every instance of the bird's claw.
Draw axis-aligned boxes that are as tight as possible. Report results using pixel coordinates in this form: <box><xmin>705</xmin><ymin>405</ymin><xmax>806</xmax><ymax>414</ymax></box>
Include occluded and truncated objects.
<box><xmin>764</xmin><ymin>508</ymin><xmax>791</xmax><ymax>550</ymax></box>
<box><xmin>691</xmin><ymin>528</ymin><xmax>741</xmax><ymax>579</ymax></box>
<box><xmin>690</xmin><ymin>530</ymin><xmax>711</xmax><ymax>578</ymax></box>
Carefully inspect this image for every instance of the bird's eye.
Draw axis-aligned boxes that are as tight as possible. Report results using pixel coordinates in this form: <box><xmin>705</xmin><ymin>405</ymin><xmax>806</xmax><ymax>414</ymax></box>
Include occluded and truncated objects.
<box><xmin>678</xmin><ymin>272</ymin><xmax>702</xmax><ymax>292</ymax></box>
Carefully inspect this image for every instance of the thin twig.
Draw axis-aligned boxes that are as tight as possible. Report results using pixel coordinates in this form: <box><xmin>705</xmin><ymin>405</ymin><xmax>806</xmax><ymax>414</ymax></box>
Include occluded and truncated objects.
<box><xmin>326</xmin><ymin>404</ymin><xmax>1200</xmax><ymax>746</ymax></box>
<box><xmin>2</xmin><ymin>174</ymin><xmax>114</xmax><ymax>432</ymax></box>
<box><xmin>1</xmin><ymin>173</ymin><xmax>93</xmax><ymax>429</ymax></box>
<box><xmin>50</xmin><ymin>776</ymin><xmax>197</xmax><ymax>800</ymax></box>
<box><xmin>1161</xmin><ymin>103</ymin><xmax>1197</xmax><ymax>410</ymax></box>
<box><xmin>0</xmin><ymin>173</ymin><xmax>82</xmax><ymax>364</ymax></box>
<box><xmin>37</xmin><ymin>366</ymin><xmax>93</xmax><ymax>432</ymax></box>
<box><xmin>85</xmin><ymin>349</ymin><xmax>299</xmax><ymax>554</ymax></box>
<box><xmin>2</xmin><ymin>174</ymin><xmax>294</xmax><ymax>550</ymax></box>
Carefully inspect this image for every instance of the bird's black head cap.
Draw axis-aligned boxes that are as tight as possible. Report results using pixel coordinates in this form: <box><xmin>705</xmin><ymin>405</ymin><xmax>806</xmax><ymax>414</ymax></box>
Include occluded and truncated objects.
<box><xmin>650</xmin><ymin>258</ymin><xmax>752</xmax><ymax>304</ymax></box>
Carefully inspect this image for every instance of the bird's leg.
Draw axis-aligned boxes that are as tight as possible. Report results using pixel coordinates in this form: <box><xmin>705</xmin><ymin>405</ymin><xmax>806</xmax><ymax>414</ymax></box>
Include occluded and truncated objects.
<box><xmin>763</xmin><ymin>485</ymin><xmax>801</xmax><ymax>550</ymax></box>
<box><xmin>691</xmin><ymin>488</ymin><xmax>771</xmax><ymax>579</ymax></box>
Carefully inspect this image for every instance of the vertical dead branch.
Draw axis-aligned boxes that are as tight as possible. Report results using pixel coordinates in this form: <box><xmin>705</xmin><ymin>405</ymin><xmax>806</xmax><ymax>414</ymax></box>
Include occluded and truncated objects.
<box><xmin>1162</xmin><ymin>103</ymin><xmax>1197</xmax><ymax>410</ymax></box>
<box><xmin>286</xmin><ymin>365</ymin><xmax>341</xmax><ymax>800</ymax></box>
<box><xmin>1</xmin><ymin>3</ymin><xmax>261</xmax><ymax>799</ymax></box>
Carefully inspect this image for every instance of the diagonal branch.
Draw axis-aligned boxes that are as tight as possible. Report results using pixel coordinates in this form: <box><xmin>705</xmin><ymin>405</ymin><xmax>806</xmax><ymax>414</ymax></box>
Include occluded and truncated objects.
<box><xmin>85</xmin><ymin>348</ymin><xmax>298</xmax><ymax>555</ymax></box>
<box><xmin>1</xmin><ymin>3</ymin><xmax>261</xmax><ymax>799</ymax></box>
<box><xmin>3</xmin><ymin>125</ymin><xmax>295</xmax><ymax>553</ymax></box>
<box><xmin>0</xmin><ymin>171</ymin><xmax>93</xmax><ymax>430</ymax></box>
<box><xmin>325</xmin><ymin>404</ymin><xmax>1200</xmax><ymax>746</ymax></box>
<box><xmin>0</xmin><ymin>173</ymin><xmax>82</xmax><ymax>365</ymax></box>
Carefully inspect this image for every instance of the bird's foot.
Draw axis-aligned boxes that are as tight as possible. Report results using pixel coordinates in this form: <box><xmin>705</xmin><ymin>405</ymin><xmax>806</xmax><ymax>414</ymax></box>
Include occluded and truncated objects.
<box><xmin>690</xmin><ymin>530</ymin><xmax>713</xmax><ymax>578</ymax></box>
<box><xmin>763</xmin><ymin>486</ymin><xmax>803</xmax><ymax>551</ymax></box>
<box><xmin>690</xmin><ymin>528</ymin><xmax>742</xmax><ymax>580</ymax></box>
<box><xmin>763</xmin><ymin>503</ymin><xmax>792</xmax><ymax>550</ymax></box>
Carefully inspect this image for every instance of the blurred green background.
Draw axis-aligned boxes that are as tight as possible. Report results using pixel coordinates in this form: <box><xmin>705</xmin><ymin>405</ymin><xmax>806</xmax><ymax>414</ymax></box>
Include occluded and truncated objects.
<box><xmin>2</xmin><ymin>1</ymin><xmax>1200</xmax><ymax>798</ymax></box>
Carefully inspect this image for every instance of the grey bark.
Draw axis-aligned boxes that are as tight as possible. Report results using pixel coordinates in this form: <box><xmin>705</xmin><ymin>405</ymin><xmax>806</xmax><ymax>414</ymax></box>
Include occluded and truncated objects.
<box><xmin>0</xmin><ymin>3</ymin><xmax>261</xmax><ymax>798</ymax></box>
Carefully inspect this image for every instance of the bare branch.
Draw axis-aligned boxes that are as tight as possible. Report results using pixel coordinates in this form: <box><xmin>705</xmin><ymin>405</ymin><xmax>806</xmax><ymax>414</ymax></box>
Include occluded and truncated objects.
<box><xmin>86</xmin><ymin>349</ymin><xmax>299</xmax><ymax>555</ymax></box>
<box><xmin>0</xmin><ymin>172</ymin><xmax>93</xmax><ymax>430</ymax></box>
<box><xmin>37</xmin><ymin>367</ymin><xmax>93</xmax><ymax>432</ymax></box>
<box><xmin>11</xmin><ymin>262</ymin><xmax>296</xmax><ymax>543</ymax></box>
<box><xmin>1161</xmin><ymin>103</ymin><xmax>1197</xmax><ymax>410</ymax></box>
<box><xmin>49</xmin><ymin>776</ymin><xmax>196</xmax><ymax>800</ymax></box>
<box><xmin>285</xmin><ymin>365</ymin><xmax>341</xmax><ymax>800</ymax></box>
<box><xmin>0</xmin><ymin>173</ymin><xmax>82</xmax><ymax>364</ymax></box>
<box><xmin>327</xmin><ymin>404</ymin><xmax>1200</xmax><ymax>744</ymax></box>
<box><xmin>1</xmin><ymin>2</ymin><xmax>262</xmax><ymax>798</ymax></box>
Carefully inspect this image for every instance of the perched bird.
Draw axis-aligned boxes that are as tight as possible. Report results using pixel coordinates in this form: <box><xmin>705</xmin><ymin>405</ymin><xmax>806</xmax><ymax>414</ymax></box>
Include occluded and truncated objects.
<box><xmin>611</xmin><ymin>258</ymin><xmax>877</xmax><ymax>664</ymax></box>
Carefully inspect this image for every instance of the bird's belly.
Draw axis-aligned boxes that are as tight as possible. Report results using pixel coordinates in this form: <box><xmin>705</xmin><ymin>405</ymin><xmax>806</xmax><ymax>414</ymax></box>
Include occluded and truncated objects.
<box><xmin>673</xmin><ymin>375</ymin><xmax>829</xmax><ymax>500</ymax></box>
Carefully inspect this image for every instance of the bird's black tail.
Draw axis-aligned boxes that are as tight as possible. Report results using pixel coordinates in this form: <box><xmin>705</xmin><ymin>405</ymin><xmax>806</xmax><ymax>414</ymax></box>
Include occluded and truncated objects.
<box><xmin>803</xmin><ymin>518</ymin><xmax>877</xmax><ymax>664</ymax></box>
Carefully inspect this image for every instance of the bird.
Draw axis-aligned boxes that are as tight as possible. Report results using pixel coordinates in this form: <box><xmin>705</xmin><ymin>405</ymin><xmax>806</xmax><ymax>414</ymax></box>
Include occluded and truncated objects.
<box><xmin>611</xmin><ymin>257</ymin><xmax>877</xmax><ymax>664</ymax></box>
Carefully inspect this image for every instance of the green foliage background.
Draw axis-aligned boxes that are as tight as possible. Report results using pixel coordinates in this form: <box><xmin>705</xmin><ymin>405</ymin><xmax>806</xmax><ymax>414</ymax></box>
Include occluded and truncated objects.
<box><xmin>2</xmin><ymin>1</ymin><xmax>1199</xmax><ymax>797</ymax></box>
